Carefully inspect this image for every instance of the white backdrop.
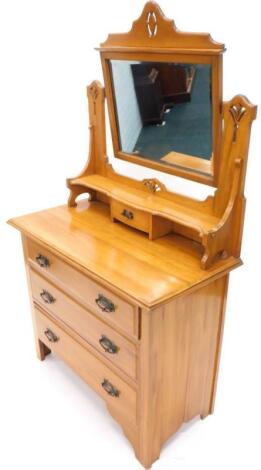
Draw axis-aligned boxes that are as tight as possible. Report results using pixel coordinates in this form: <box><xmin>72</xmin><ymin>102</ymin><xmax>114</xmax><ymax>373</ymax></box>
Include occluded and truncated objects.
<box><xmin>1</xmin><ymin>1</ymin><xmax>261</xmax><ymax>469</ymax></box>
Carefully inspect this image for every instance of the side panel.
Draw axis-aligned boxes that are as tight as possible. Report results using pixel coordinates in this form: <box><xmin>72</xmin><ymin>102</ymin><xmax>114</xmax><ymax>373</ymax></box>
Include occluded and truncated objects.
<box><xmin>137</xmin><ymin>274</ymin><xmax>229</xmax><ymax>467</ymax></box>
<box><xmin>161</xmin><ymin>275</ymin><xmax>228</xmax><ymax>442</ymax></box>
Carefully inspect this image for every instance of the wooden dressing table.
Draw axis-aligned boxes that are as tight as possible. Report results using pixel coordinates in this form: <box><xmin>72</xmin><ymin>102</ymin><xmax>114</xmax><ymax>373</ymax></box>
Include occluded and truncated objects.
<box><xmin>8</xmin><ymin>2</ymin><xmax>256</xmax><ymax>468</ymax></box>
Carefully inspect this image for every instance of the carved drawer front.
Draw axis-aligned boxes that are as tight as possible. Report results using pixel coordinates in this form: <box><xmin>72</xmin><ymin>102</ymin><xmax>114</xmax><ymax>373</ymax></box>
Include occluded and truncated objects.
<box><xmin>26</xmin><ymin>238</ymin><xmax>138</xmax><ymax>338</ymax></box>
<box><xmin>30</xmin><ymin>269</ymin><xmax>137</xmax><ymax>380</ymax></box>
<box><xmin>111</xmin><ymin>199</ymin><xmax>150</xmax><ymax>234</ymax></box>
<box><xmin>34</xmin><ymin>306</ymin><xmax>137</xmax><ymax>424</ymax></box>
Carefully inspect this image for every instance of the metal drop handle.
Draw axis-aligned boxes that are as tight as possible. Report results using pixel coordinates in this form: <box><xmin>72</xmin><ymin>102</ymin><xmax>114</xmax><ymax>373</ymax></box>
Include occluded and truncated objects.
<box><xmin>95</xmin><ymin>294</ymin><xmax>115</xmax><ymax>313</ymax></box>
<box><xmin>36</xmin><ymin>254</ymin><xmax>50</xmax><ymax>268</ymax></box>
<box><xmin>121</xmin><ymin>209</ymin><xmax>134</xmax><ymax>220</ymax></box>
<box><xmin>40</xmin><ymin>290</ymin><xmax>56</xmax><ymax>304</ymax></box>
<box><xmin>44</xmin><ymin>328</ymin><xmax>59</xmax><ymax>343</ymax></box>
<box><xmin>99</xmin><ymin>335</ymin><xmax>118</xmax><ymax>354</ymax></box>
<box><xmin>101</xmin><ymin>379</ymin><xmax>120</xmax><ymax>398</ymax></box>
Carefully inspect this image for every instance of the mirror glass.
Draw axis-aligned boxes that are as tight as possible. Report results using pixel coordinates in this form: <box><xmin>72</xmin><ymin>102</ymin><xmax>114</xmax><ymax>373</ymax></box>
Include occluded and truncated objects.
<box><xmin>110</xmin><ymin>60</ymin><xmax>213</xmax><ymax>169</ymax></box>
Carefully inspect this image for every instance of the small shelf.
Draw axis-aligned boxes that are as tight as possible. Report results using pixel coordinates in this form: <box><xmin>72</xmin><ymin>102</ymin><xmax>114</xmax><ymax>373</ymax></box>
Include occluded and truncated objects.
<box><xmin>70</xmin><ymin>174</ymin><xmax>219</xmax><ymax>237</ymax></box>
<box><xmin>67</xmin><ymin>85</ymin><xmax>256</xmax><ymax>270</ymax></box>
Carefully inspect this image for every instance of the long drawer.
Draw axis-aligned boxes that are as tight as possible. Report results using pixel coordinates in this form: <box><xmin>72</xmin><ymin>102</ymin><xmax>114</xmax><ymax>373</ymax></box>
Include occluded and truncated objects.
<box><xmin>30</xmin><ymin>269</ymin><xmax>137</xmax><ymax>380</ymax></box>
<box><xmin>34</xmin><ymin>306</ymin><xmax>137</xmax><ymax>424</ymax></box>
<box><xmin>26</xmin><ymin>238</ymin><xmax>138</xmax><ymax>338</ymax></box>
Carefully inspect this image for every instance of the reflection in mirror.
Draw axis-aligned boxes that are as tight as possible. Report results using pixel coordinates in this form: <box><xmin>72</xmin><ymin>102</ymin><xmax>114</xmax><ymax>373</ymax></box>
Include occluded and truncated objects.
<box><xmin>110</xmin><ymin>60</ymin><xmax>213</xmax><ymax>169</ymax></box>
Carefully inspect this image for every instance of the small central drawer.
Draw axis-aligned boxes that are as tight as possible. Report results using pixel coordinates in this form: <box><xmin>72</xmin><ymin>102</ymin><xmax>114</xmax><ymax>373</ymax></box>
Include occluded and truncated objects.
<box><xmin>26</xmin><ymin>238</ymin><xmax>138</xmax><ymax>338</ymax></box>
<box><xmin>35</xmin><ymin>307</ymin><xmax>137</xmax><ymax>425</ymax></box>
<box><xmin>30</xmin><ymin>269</ymin><xmax>137</xmax><ymax>380</ymax></box>
<box><xmin>111</xmin><ymin>199</ymin><xmax>150</xmax><ymax>234</ymax></box>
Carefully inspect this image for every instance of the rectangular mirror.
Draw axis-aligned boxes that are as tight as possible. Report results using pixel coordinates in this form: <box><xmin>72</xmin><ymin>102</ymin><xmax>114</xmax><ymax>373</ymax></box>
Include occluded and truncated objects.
<box><xmin>101</xmin><ymin>50</ymin><xmax>222</xmax><ymax>186</ymax></box>
<box><xmin>110</xmin><ymin>60</ymin><xmax>212</xmax><ymax>165</ymax></box>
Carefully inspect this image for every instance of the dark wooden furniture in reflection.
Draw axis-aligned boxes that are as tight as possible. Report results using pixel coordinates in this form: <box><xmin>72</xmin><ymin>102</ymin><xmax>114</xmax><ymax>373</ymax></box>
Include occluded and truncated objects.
<box><xmin>131</xmin><ymin>64</ymin><xmax>164</xmax><ymax>125</ymax></box>
<box><xmin>153</xmin><ymin>63</ymin><xmax>196</xmax><ymax>105</ymax></box>
<box><xmin>131</xmin><ymin>62</ymin><xmax>196</xmax><ymax>126</ymax></box>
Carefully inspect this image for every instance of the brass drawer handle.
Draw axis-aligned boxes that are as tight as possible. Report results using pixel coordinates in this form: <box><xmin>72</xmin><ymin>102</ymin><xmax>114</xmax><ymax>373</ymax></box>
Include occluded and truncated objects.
<box><xmin>95</xmin><ymin>294</ymin><xmax>115</xmax><ymax>313</ymax></box>
<box><xmin>121</xmin><ymin>209</ymin><xmax>134</xmax><ymax>220</ymax></box>
<box><xmin>40</xmin><ymin>289</ymin><xmax>56</xmax><ymax>304</ymax></box>
<box><xmin>44</xmin><ymin>328</ymin><xmax>59</xmax><ymax>343</ymax></box>
<box><xmin>101</xmin><ymin>379</ymin><xmax>120</xmax><ymax>398</ymax></box>
<box><xmin>99</xmin><ymin>335</ymin><xmax>119</xmax><ymax>354</ymax></box>
<box><xmin>35</xmin><ymin>254</ymin><xmax>50</xmax><ymax>268</ymax></box>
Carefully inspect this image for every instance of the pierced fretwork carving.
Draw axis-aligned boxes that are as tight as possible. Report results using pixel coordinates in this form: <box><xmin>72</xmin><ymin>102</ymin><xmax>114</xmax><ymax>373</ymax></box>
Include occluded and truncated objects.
<box><xmin>146</xmin><ymin>11</ymin><xmax>158</xmax><ymax>38</ymax></box>
<box><xmin>229</xmin><ymin>104</ymin><xmax>246</xmax><ymax>143</ymax></box>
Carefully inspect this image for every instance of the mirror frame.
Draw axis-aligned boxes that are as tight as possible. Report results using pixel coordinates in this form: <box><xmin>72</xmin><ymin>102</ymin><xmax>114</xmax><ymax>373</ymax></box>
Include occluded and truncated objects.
<box><xmin>97</xmin><ymin>2</ymin><xmax>224</xmax><ymax>186</ymax></box>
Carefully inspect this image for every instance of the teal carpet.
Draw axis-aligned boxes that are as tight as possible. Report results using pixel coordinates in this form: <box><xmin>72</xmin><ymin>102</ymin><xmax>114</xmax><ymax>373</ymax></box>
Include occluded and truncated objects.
<box><xmin>133</xmin><ymin>64</ymin><xmax>212</xmax><ymax>161</ymax></box>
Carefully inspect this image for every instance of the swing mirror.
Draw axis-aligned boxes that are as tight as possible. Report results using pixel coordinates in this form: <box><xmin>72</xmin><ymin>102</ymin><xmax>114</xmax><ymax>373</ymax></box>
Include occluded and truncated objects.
<box><xmin>98</xmin><ymin>2</ymin><xmax>224</xmax><ymax>185</ymax></box>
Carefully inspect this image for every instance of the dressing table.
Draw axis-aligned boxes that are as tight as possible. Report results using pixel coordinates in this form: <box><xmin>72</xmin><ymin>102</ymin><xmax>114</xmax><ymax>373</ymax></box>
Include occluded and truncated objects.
<box><xmin>8</xmin><ymin>2</ymin><xmax>257</xmax><ymax>468</ymax></box>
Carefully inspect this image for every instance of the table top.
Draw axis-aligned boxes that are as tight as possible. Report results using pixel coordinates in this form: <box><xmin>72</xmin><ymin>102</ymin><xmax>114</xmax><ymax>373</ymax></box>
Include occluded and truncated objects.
<box><xmin>8</xmin><ymin>200</ymin><xmax>241</xmax><ymax>308</ymax></box>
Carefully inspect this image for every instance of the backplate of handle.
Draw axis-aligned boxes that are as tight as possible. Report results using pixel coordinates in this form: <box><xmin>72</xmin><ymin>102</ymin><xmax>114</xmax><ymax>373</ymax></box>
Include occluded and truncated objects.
<box><xmin>40</xmin><ymin>289</ymin><xmax>56</xmax><ymax>304</ymax></box>
<box><xmin>99</xmin><ymin>335</ymin><xmax>118</xmax><ymax>354</ymax></box>
<box><xmin>95</xmin><ymin>294</ymin><xmax>115</xmax><ymax>313</ymax></box>
<box><xmin>121</xmin><ymin>209</ymin><xmax>134</xmax><ymax>220</ymax></box>
<box><xmin>44</xmin><ymin>328</ymin><xmax>59</xmax><ymax>343</ymax></box>
<box><xmin>36</xmin><ymin>254</ymin><xmax>50</xmax><ymax>268</ymax></box>
<box><xmin>101</xmin><ymin>379</ymin><xmax>120</xmax><ymax>398</ymax></box>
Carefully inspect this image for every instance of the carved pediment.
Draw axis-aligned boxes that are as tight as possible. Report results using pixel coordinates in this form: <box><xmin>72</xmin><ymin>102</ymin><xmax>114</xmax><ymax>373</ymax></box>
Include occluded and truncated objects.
<box><xmin>98</xmin><ymin>1</ymin><xmax>224</xmax><ymax>53</ymax></box>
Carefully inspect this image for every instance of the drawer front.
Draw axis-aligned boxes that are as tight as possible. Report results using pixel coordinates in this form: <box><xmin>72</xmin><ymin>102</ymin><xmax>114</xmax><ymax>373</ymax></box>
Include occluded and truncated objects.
<box><xmin>26</xmin><ymin>238</ymin><xmax>137</xmax><ymax>337</ymax></box>
<box><xmin>111</xmin><ymin>199</ymin><xmax>150</xmax><ymax>233</ymax></box>
<box><xmin>30</xmin><ymin>269</ymin><xmax>137</xmax><ymax>380</ymax></box>
<box><xmin>35</xmin><ymin>307</ymin><xmax>137</xmax><ymax>424</ymax></box>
